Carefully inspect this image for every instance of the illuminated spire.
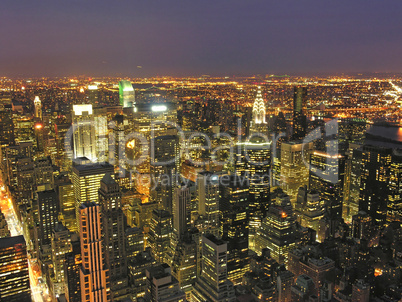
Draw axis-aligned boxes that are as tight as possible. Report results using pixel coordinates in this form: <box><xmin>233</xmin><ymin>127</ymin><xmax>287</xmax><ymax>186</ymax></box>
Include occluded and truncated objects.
<box><xmin>252</xmin><ymin>86</ymin><xmax>266</xmax><ymax>124</ymax></box>
<box><xmin>34</xmin><ymin>96</ymin><xmax>42</xmax><ymax>120</ymax></box>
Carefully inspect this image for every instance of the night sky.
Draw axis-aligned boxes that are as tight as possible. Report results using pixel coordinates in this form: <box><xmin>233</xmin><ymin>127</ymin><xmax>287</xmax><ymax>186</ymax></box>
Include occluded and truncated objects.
<box><xmin>1</xmin><ymin>0</ymin><xmax>402</xmax><ymax>77</ymax></box>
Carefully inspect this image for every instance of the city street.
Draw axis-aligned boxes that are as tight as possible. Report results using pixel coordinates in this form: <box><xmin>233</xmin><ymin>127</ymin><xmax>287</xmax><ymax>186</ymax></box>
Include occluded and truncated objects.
<box><xmin>0</xmin><ymin>179</ymin><xmax>51</xmax><ymax>302</ymax></box>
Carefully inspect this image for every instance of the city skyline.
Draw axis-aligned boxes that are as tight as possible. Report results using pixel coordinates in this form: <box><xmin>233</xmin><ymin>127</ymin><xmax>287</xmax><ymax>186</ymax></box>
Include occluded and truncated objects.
<box><xmin>1</xmin><ymin>1</ymin><xmax>402</xmax><ymax>77</ymax></box>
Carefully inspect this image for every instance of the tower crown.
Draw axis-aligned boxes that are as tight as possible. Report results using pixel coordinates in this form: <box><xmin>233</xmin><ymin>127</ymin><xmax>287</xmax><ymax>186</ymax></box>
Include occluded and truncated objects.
<box><xmin>252</xmin><ymin>87</ymin><xmax>266</xmax><ymax>124</ymax></box>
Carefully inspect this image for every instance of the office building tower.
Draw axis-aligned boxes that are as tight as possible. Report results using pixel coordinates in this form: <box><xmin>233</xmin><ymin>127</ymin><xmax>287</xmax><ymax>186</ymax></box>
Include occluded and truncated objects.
<box><xmin>351</xmin><ymin>211</ymin><xmax>374</xmax><ymax>241</ymax></box>
<box><xmin>79</xmin><ymin>202</ymin><xmax>111</xmax><ymax>302</ymax></box>
<box><xmin>387</xmin><ymin>150</ymin><xmax>402</xmax><ymax>223</ymax></box>
<box><xmin>192</xmin><ymin>234</ymin><xmax>236</xmax><ymax>302</ymax></box>
<box><xmin>72</xmin><ymin>160</ymin><xmax>114</xmax><ymax>231</ymax></box>
<box><xmin>16</xmin><ymin>157</ymin><xmax>34</xmax><ymax>209</ymax></box>
<box><xmin>309</xmin><ymin>151</ymin><xmax>345</xmax><ymax>222</ymax></box>
<box><xmin>291</xmin><ymin>274</ymin><xmax>316</xmax><ymax>302</ymax></box>
<box><xmin>72</xmin><ymin>104</ymin><xmax>96</xmax><ymax>161</ymax></box>
<box><xmin>0</xmin><ymin>235</ymin><xmax>30</xmax><ymax>302</ymax></box>
<box><xmin>170</xmin><ymin>233</ymin><xmax>197</xmax><ymax>297</ymax></box>
<box><xmin>34</xmin><ymin>122</ymin><xmax>45</xmax><ymax>153</ymax></box>
<box><xmin>196</xmin><ymin>172</ymin><xmax>220</xmax><ymax>237</ymax></box>
<box><xmin>98</xmin><ymin>174</ymin><xmax>130</xmax><ymax>300</ymax></box>
<box><xmin>280</xmin><ymin>141</ymin><xmax>313</xmax><ymax>201</ymax></box>
<box><xmin>132</xmin><ymin>102</ymin><xmax>177</xmax><ymax>195</ymax></box>
<box><xmin>34</xmin><ymin>95</ymin><xmax>43</xmax><ymax>120</ymax></box>
<box><xmin>51</xmin><ymin>222</ymin><xmax>72</xmax><ymax>297</ymax></box>
<box><xmin>173</xmin><ymin>185</ymin><xmax>191</xmax><ymax>239</ymax></box>
<box><xmin>34</xmin><ymin>156</ymin><xmax>54</xmax><ymax>190</ymax></box>
<box><xmin>219</xmin><ymin>175</ymin><xmax>249</xmax><ymax>285</ymax></box>
<box><xmin>126</xmin><ymin>227</ymin><xmax>144</xmax><ymax>262</ymax></box>
<box><xmin>255</xmin><ymin>198</ymin><xmax>296</xmax><ymax>265</ymax></box>
<box><xmin>348</xmin><ymin>145</ymin><xmax>392</xmax><ymax>224</ymax></box>
<box><xmin>148</xmin><ymin>209</ymin><xmax>172</xmax><ymax>264</ymax></box>
<box><xmin>64</xmin><ymin>234</ymin><xmax>81</xmax><ymax>302</ymax></box>
<box><xmin>150</xmin><ymin>134</ymin><xmax>179</xmax><ymax>210</ymax></box>
<box><xmin>292</xmin><ymin>86</ymin><xmax>307</xmax><ymax>140</ymax></box>
<box><xmin>119</xmin><ymin>80</ymin><xmax>135</xmax><ymax>108</ymax></box>
<box><xmin>109</xmin><ymin>114</ymin><xmax>125</xmax><ymax>172</ymax></box>
<box><xmin>294</xmin><ymin>187</ymin><xmax>325</xmax><ymax>242</ymax></box>
<box><xmin>145</xmin><ymin>264</ymin><xmax>186</xmax><ymax>302</ymax></box>
<box><xmin>37</xmin><ymin>189</ymin><xmax>58</xmax><ymax>247</ymax></box>
<box><xmin>0</xmin><ymin>104</ymin><xmax>15</xmax><ymax>146</ymax></box>
<box><xmin>87</xmin><ymin>85</ymin><xmax>99</xmax><ymax>106</ymax></box>
<box><xmin>352</xmin><ymin>279</ymin><xmax>370</xmax><ymax>302</ymax></box>
<box><xmin>93</xmin><ymin>107</ymin><xmax>109</xmax><ymax>163</ymax></box>
<box><xmin>128</xmin><ymin>251</ymin><xmax>158</xmax><ymax>300</ymax></box>
<box><xmin>55</xmin><ymin>174</ymin><xmax>76</xmax><ymax>232</ymax></box>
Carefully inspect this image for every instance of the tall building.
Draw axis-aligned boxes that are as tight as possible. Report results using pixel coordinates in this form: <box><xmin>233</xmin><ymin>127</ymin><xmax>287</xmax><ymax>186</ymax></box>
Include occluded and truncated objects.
<box><xmin>148</xmin><ymin>209</ymin><xmax>172</xmax><ymax>264</ymax></box>
<box><xmin>93</xmin><ymin>107</ymin><xmax>109</xmax><ymax>163</ymax></box>
<box><xmin>291</xmin><ymin>274</ymin><xmax>316</xmax><ymax>302</ymax></box>
<box><xmin>255</xmin><ymin>195</ymin><xmax>296</xmax><ymax>265</ymax></box>
<box><xmin>387</xmin><ymin>150</ymin><xmax>402</xmax><ymax>223</ymax></box>
<box><xmin>0</xmin><ymin>235</ymin><xmax>31</xmax><ymax>302</ymax></box>
<box><xmin>51</xmin><ymin>222</ymin><xmax>72</xmax><ymax>297</ymax></box>
<box><xmin>79</xmin><ymin>202</ymin><xmax>111</xmax><ymax>302</ymax></box>
<box><xmin>37</xmin><ymin>189</ymin><xmax>58</xmax><ymax>248</ymax></box>
<box><xmin>72</xmin><ymin>104</ymin><xmax>96</xmax><ymax>161</ymax></box>
<box><xmin>87</xmin><ymin>85</ymin><xmax>99</xmax><ymax>106</ymax></box>
<box><xmin>197</xmin><ymin>172</ymin><xmax>220</xmax><ymax>237</ymax></box>
<box><xmin>55</xmin><ymin>174</ymin><xmax>76</xmax><ymax>232</ymax></box>
<box><xmin>98</xmin><ymin>174</ymin><xmax>130</xmax><ymax>300</ymax></box>
<box><xmin>277</xmin><ymin>270</ymin><xmax>294</xmax><ymax>302</ymax></box>
<box><xmin>72</xmin><ymin>160</ymin><xmax>114</xmax><ymax>231</ymax></box>
<box><xmin>280</xmin><ymin>141</ymin><xmax>313</xmax><ymax>201</ymax></box>
<box><xmin>125</xmin><ymin>227</ymin><xmax>144</xmax><ymax>262</ymax></box>
<box><xmin>34</xmin><ymin>95</ymin><xmax>42</xmax><ymax>120</ymax></box>
<box><xmin>64</xmin><ymin>234</ymin><xmax>81</xmax><ymax>302</ymax></box>
<box><xmin>144</xmin><ymin>264</ymin><xmax>186</xmax><ymax>302</ymax></box>
<box><xmin>309</xmin><ymin>151</ymin><xmax>345</xmax><ymax>223</ymax></box>
<box><xmin>250</xmin><ymin>87</ymin><xmax>268</xmax><ymax>135</ymax></box>
<box><xmin>119</xmin><ymin>80</ymin><xmax>135</xmax><ymax>108</ymax></box>
<box><xmin>172</xmin><ymin>185</ymin><xmax>191</xmax><ymax>239</ymax></box>
<box><xmin>191</xmin><ymin>234</ymin><xmax>236</xmax><ymax>302</ymax></box>
<box><xmin>292</xmin><ymin>86</ymin><xmax>307</xmax><ymax>140</ymax></box>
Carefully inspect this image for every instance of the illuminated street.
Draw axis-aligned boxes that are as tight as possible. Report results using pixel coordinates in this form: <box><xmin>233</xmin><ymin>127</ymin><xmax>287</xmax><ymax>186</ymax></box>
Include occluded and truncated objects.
<box><xmin>0</xmin><ymin>179</ymin><xmax>50</xmax><ymax>302</ymax></box>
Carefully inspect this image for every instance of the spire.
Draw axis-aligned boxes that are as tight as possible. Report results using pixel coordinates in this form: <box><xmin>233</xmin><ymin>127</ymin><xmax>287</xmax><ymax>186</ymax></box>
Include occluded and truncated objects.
<box><xmin>252</xmin><ymin>86</ymin><xmax>266</xmax><ymax>124</ymax></box>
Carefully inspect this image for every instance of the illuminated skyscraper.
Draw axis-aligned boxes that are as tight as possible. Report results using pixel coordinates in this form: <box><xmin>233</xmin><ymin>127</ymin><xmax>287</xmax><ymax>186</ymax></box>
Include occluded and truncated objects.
<box><xmin>51</xmin><ymin>222</ymin><xmax>72</xmax><ymax>297</ymax></box>
<box><xmin>197</xmin><ymin>172</ymin><xmax>220</xmax><ymax>237</ymax></box>
<box><xmin>87</xmin><ymin>85</ymin><xmax>99</xmax><ymax>106</ymax></box>
<box><xmin>98</xmin><ymin>174</ymin><xmax>130</xmax><ymax>301</ymax></box>
<box><xmin>64</xmin><ymin>234</ymin><xmax>81</xmax><ymax>302</ymax></box>
<box><xmin>280</xmin><ymin>141</ymin><xmax>313</xmax><ymax>201</ymax></box>
<box><xmin>191</xmin><ymin>234</ymin><xmax>236</xmax><ymax>302</ymax></box>
<box><xmin>173</xmin><ymin>185</ymin><xmax>191</xmax><ymax>238</ymax></box>
<box><xmin>55</xmin><ymin>174</ymin><xmax>76</xmax><ymax>232</ymax></box>
<box><xmin>292</xmin><ymin>86</ymin><xmax>307</xmax><ymax>140</ymax></box>
<box><xmin>72</xmin><ymin>160</ymin><xmax>114</xmax><ymax>231</ymax></box>
<box><xmin>255</xmin><ymin>196</ymin><xmax>296</xmax><ymax>265</ymax></box>
<box><xmin>119</xmin><ymin>80</ymin><xmax>135</xmax><ymax>108</ymax></box>
<box><xmin>79</xmin><ymin>202</ymin><xmax>111</xmax><ymax>302</ymax></box>
<box><xmin>37</xmin><ymin>189</ymin><xmax>58</xmax><ymax>248</ymax></box>
<box><xmin>0</xmin><ymin>235</ymin><xmax>30</xmax><ymax>302</ymax></box>
<box><xmin>387</xmin><ymin>151</ymin><xmax>402</xmax><ymax>223</ymax></box>
<box><xmin>34</xmin><ymin>95</ymin><xmax>42</xmax><ymax>120</ymax></box>
<box><xmin>148</xmin><ymin>209</ymin><xmax>172</xmax><ymax>264</ymax></box>
<box><xmin>72</xmin><ymin>104</ymin><xmax>96</xmax><ymax>161</ymax></box>
<box><xmin>250</xmin><ymin>86</ymin><xmax>267</xmax><ymax>135</ymax></box>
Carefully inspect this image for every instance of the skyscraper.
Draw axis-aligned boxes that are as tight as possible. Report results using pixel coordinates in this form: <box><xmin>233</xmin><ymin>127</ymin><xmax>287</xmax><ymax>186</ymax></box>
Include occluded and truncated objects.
<box><xmin>0</xmin><ymin>235</ymin><xmax>31</xmax><ymax>302</ymax></box>
<box><xmin>98</xmin><ymin>174</ymin><xmax>130</xmax><ymax>301</ymax></box>
<box><xmin>79</xmin><ymin>202</ymin><xmax>111</xmax><ymax>302</ymax></box>
<box><xmin>148</xmin><ymin>209</ymin><xmax>172</xmax><ymax>264</ymax></box>
<box><xmin>34</xmin><ymin>95</ymin><xmax>42</xmax><ymax>120</ymax></box>
<box><xmin>119</xmin><ymin>80</ymin><xmax>135</xmax><ymax>108</ymax></box>
<box><xmin>72</xmin><ymin>104</ymin><xmax>96</xmax><ymax>161</ymax></box>
<box><xmin>197</xmin><ymin>172</ymin><xmax>220</xmax><ymax>237</ymax></box>
<box><xmin>37</xmin><ymin>189</ymin><xmax>58</xmax><ymax>248</ymax></box>
<box><xmin>72</xmin><ymin>160</ymin><xmax>114</xmax><ymax>231</ymax></box>
<box><xmin>172</xmin><ymin>185</ymin><xmax>191</xmax><ymax>239</ymax></box>
<box><xmin>250</xmin><ymin>86</ymin><xmax>268</xmax><ymax>135</ymax></box>
<box><xmin>191</xmin><ymin>234</ymin><xmax>236</xmax><ymax>302</ymax></box>
<box><xmin>292</xmin><ymin>86</ymin><xmax>307</xmax><ymax>140</ymax></box>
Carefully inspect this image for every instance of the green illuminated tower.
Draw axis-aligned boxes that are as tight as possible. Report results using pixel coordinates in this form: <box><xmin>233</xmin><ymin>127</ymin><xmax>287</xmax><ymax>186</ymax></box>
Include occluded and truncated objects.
<box><xmin>118</xmin><ymin>80</ymin><xmax>135</xmax><ymax>108</ymax></box>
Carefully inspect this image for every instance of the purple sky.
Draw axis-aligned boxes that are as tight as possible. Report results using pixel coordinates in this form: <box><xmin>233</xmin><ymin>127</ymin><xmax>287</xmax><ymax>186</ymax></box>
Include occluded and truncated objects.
<box><xmin>1</xmin><ymin>0</ymin><xmax>402</xmax><ymax>77</ymax></box>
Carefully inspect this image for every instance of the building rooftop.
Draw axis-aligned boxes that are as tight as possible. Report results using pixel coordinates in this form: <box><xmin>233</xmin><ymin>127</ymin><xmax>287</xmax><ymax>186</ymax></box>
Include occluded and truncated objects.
<box><xmin>0</xmin><ymin>235</ymin><xmax>26</xmax><ymax>248</ymax></box>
